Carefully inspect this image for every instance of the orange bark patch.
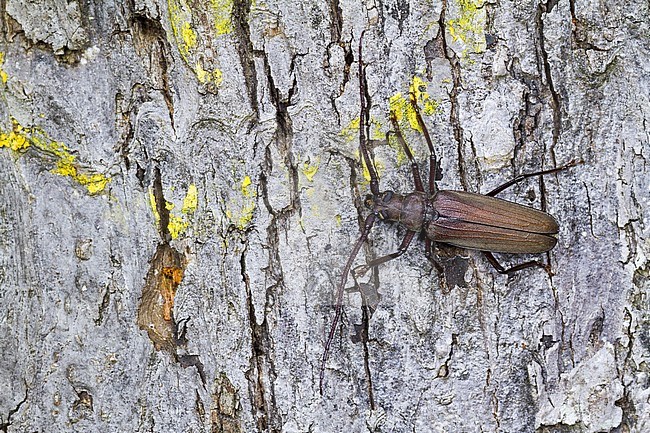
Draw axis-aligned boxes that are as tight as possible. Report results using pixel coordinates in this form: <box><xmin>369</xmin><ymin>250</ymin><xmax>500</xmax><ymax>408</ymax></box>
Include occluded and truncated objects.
<box><xmin>137</xmin><ymin>244</ymin><xmax>187</xmax><ymax>351</ymax></box>
<box><xmin>161</xmin><ymin>266</ymin><xmax>184</xmax><ymax>321</ymax></box>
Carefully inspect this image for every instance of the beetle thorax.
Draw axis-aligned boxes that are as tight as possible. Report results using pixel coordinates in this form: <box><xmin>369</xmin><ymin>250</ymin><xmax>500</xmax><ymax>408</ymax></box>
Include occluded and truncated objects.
<box><xmin>365</xmin><ymin>190</ymin><xmax>429</xmax><ymax>231</ymax></box>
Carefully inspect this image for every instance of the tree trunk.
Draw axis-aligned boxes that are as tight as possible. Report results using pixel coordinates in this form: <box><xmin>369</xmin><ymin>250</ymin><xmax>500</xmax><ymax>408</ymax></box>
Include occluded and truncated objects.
<box><xmin>1</xmin><ymin>0</ymin><xmax>648</xmax><ymax>432</ymax></box>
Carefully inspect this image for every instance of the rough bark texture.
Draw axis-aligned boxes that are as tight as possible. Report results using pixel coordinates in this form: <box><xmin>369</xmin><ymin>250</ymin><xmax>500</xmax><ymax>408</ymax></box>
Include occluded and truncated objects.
<box><xmin>1</xmin><ymin>0</ymin><xmax>648</xmax><ymax>432</ymax></box>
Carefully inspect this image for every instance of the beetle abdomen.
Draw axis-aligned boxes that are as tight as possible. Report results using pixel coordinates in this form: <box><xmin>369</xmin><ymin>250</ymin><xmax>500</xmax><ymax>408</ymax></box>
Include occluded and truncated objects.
<box><xmin>427</xmin><ymin>190</ymin><xmax>559</xmax><ymax>253</ymax></box>
<box><xmin>427</xmin><ymin>218</ymin><xmax>557</xmax><ymax>253</ymax></box>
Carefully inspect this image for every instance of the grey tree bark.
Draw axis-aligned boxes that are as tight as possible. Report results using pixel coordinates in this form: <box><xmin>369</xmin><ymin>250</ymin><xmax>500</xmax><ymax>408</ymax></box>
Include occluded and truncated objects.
<box><xmin>1</xmin><ymin>0</ymin><xmax>648</xmax><ymax>432</ymax></box>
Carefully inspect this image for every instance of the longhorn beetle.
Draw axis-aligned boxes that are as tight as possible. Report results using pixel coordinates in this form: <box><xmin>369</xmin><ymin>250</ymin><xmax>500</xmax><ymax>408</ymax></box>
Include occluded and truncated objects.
<box><xmin>319</xmin><ymin>32</ymin><xmax>578</xmax><ymax>392</ymax></box>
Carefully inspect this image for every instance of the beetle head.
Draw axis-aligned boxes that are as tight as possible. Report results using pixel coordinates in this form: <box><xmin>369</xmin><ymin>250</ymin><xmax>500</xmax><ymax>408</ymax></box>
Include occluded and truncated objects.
<box><xmin>365</xmin><ymin>191</ymin><xmax>401</xmax><ymax>221</ymax></box>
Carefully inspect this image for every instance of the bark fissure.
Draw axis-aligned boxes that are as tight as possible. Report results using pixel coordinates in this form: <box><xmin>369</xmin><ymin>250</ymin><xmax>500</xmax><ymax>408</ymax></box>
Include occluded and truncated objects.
<box><xmin>327</xmin><ymin>0</ymin><xmax>343</xmax><ymax>46</ymax></box>
<box><xmin>360</xmin><ymin>306</ymin><xmax>376</xmax><ymax>410</ymax></box>
<box><xmin>438</xmin><ymin>0</ymin><xmax>475</xmax><ymax>192</ymax></box>
<box><xmin>0</xmin><ymin>383</ymin><xmax>27</xmax><ymax>433</ymax></box>
<box><xmin>156</xmin><ymin>38</ymin><xmax>175</xmax><ymax>130</ymax></box>
<box><xmin>128</xmin><ymin>10</ymin><xmax>175</xmax><ymax>128</ymax></box>
<box><xmin>436</xmin><ymin>333</ymin><xmax>457</xmax><ymax>379</ymax></box>
<box><xmin>241</xmin><ymin>245</ymin><xmax>276</xmax><ymax>433</ymax></box>
<box><xmin>568</xmin><ymin>0</ymin><xmax>607</xmax><ymax>52</ymax></box>
<box><xmin>152</xmin><ymin>166</ymin><xmax>171</xmax><ymax>243</ymax></box>
<box><xmin>613</xmin><ymin>308</ymin><xmax>637</xmax><ymax>431</ymax></box>
<box><xmin>534</xmin><ymin>2</ymin><xmax>561</xmax><ymax>156</ymax></box>
<box><xmin>511</xmin><ymin>88</ymin><xmax>542</xmax><ymax>168</ymax></box>
<box><xmin>242</xmin><ymin>47</ymin><xmax>303</xmax><ymax>433</ymax></box>
<box><xmin>583</xmin><ymin>181</ymin><xmax>596</xmax><ymax>239</ymax></box>
<box><xmin>232</xmin><ymin>0</ymin><xmax>260</xmax><ymax>119</ymax></box>
<box><xmin>95</xmin><ymin>283</ymin><xmax>112</xmax><ymax>325</ymax></box>
<box><xmin>325</xmin><ymin>0</ymin><xmax>353</xmax><ymax>124</ymax></box>
<box><xmin>138</xmin><ymin>166</ymin><xmax>204</xmax><ymax>381</ymax></box>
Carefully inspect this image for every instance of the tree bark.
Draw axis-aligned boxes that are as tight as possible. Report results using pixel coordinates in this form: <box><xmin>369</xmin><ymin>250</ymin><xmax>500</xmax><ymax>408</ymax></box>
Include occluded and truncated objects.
<box><xmin>1</xmin><ymin>0</ymin><xmax>648</xmax><ymax>432</ymax></box>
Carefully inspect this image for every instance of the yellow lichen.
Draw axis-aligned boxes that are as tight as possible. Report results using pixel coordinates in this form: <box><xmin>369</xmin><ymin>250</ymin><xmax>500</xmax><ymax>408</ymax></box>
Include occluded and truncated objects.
<box><xmin>389</xmin><ymin>77</ymin><xmax>440</xmax><ymax>132</ymax></box>
<box><xmin>195</xmin><ymin>62</ymin><xmax>209</xmax><ymax>83</ymax></box>
<box><xmin>167</xmin><ymin>0</ymin><xmax>226</xmax><ymax>88</ymax></box>
<box><xmin>182</xmin><ymin>184</ymin><xmax>198</xmax><ymax>213</ymax></box>
<box><xmin>212</xmin><ymin>68</ymin><xmax>223</xmax><ymax>86</ymax></box>
<box><xmin>149</xmin><ymin>183</ymin><xmax>199</xmax><ymax>239</ymax></box>
<box><xmin>236</xmin><ymin>202</ymin><xmax>255</xmax><ymax>229</ymax></box>
<box><xmin>340</xmin><ymin>116</ymin><xmax>385</xmax><ymax>142</ymax></box>
<box><xmin>340</xmin><ymin>78</ymin><xmax>439</xmax><ymax>173</ymax></box>
<box><xmin>340</xmin><ymin>117</ymin><xmax>361</xmax><ymax>142</ymax></box>
<box><xmin>211</xmin><ymin>0</ymin><xmax>233</xmax><ymax>35</ymax></box>
<box><xmin>181</xmin><ymin>21</ymin><xmax>197</xmax><ymax>51</ymax></box>
<box><xmin>241</xmin><ymin>175</ymin><xmax>253</xmax><ymax>197</ymax></box>
<box><xmin>225</xmin><ymin>202</ymin><xmax>255</xmax><ymax>230</ymax></box>
<box><xmin>0</xmin><ymin>120</ymin><xmax>30</xmax><ymax>151</ymax></box>
<box><xmin>409</xmin><ymin>77</ymin><xmax>439</xmax><ymax>116</ymax></box>
<box><xmin>195</xmin><ymin>62</ymin><xmax>224</xmax><ymax>86</ymax></box>
<box><xmin>168</xmin><ymin>0</ymin><xmax>194</xmax><ymax>61</ymax></box>
<box><xmin>357</xmin><ymin>149</ymin><xmax>385</xmax><ymax>183</ymax></box>
<box><xmin>386</xmin><ymin>78</ymin><xmax>441</xmax><ymax>164</ymax></box>
<box><xmin>371</xmin><ymin>119</ymin><xmax>386</xmax><ymax>141</ymax></box>
<box><xmin>447</xmin><ymin>0</ymin><xmax>486</xmax><ymax>55</ymax></box>
<box><xmin>0</xmin><ymin>117</ymin><xmax>110</xmax><ymax>195</ymax></box>
<box><xmin>149</xmin><ymin>188</ymin><xmax>161</xmax><ymax>227</ymax></box>
<box><xmin>301</xmin><ymin>158</ymin><xmax>319</xmax><ymax>182</ymax></box>
<box><xmin>225</xmin><ymin>175</ymin><xmax>256</xmax><ymax>230</ymax></box>
<box><xmin>167</xmin><ymin>213</ymin><xmax>189</xmax><ymax>240</ymax></box>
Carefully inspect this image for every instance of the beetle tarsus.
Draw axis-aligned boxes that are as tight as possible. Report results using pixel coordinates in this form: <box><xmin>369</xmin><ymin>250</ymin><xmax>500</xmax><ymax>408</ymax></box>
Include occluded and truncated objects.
<box><xmin>483</xmin><ymin>251</ymin><xmax>550</xmax><ymax>275</ymax></box>
<box><xmin>354</xmin><ymin>264</ymin><xmax>371</xmax><ymax>278</ymax></box>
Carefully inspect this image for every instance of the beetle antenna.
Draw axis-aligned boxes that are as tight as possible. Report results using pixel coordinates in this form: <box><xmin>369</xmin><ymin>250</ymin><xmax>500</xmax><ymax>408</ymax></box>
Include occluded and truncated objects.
<box><xmin>320</xmin><ymin>213</ymin><xmax>376</xmax><ymax>394</ymax></box>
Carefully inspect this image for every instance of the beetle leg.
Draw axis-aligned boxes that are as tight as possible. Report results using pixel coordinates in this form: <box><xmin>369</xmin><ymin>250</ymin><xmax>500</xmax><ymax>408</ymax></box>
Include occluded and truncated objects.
<box><xmin>424</xmin><ymin>238</ymin><xmax>450</xmax><ymax>292</ymax></box>
<box><xmin>424</xmin><ymin>238</ymin><xmax>445</xmax><ymax>273</ymax></box>
<box><xmin>389</xmin><ymin>116</ymin><xmax>425</xmax><ymax>192</ymax></box>
<box><xmin>354</xmin><ymin>230</ymin><xmax>417</xmax><ymax>277</ymax></box>
<box><xmin>482</xmin><ymin>251</ymin><xmax>551</xmax><ymax>275</ymax></box>
<box><xmin>410</xmin><ymin>95</ymin><xmax>440</xmax><ymax>195</ymax></box>
<box><xmin>486</xmin><ymin>160</ymin><xmax>581</xmax><ymax>197</ymax></box>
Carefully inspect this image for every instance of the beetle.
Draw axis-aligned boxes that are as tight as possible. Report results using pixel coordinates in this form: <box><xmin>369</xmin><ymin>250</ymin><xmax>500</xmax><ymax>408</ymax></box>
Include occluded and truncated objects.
<box><xmin>319</xmin><ymin>31</ymin><xmax>578</xmax><ymax>392</ymax></box>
